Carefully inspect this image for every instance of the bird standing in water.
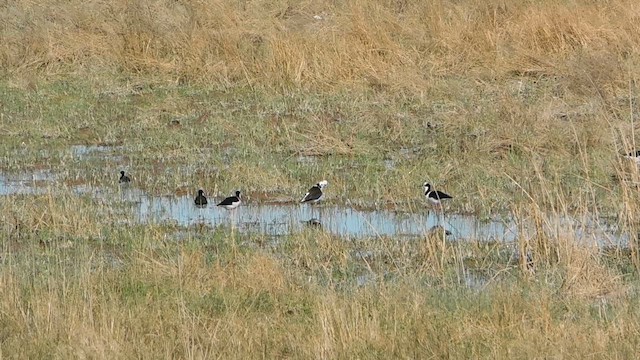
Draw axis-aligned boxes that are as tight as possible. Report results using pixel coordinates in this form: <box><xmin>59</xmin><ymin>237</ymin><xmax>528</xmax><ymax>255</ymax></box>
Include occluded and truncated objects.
<box><xmin>217</xmin><ymin>191</ymin><xmax>242</xmax><ymax>210</ymax></box>
<box><xmin>119</xmin><ymin>171</ymin><xmax>131</xmax><ymax>184</ymax></box>
<box><xmin>301</xmin><ymin>180</ymin><xmax>328</xmax><ymax>204</ymax></box>
<box><xmin>194</xmin><ymin>189</ymin><xmax>208</xmax><ymax>207</ymax></box>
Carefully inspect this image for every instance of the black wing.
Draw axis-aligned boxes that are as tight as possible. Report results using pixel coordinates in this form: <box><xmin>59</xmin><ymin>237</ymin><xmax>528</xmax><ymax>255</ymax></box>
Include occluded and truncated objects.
<box><xmin>301</xmin><ymin>185</ymin><xmax>323</xmax><ymax>202</ymax></box>
<box><xmin>195</xmin><ymin>195</ymin><xmax>208</xmax><ymax>206</ymax></box>
<box><xmin>217</xmin><ymin>196</ymin><xmax>238</xmax><ymax>206</ymax></box>
<box><xmin>429</xmin><ymin>190</ymin><xmax>452</xmax><ymax>200</ymax></box>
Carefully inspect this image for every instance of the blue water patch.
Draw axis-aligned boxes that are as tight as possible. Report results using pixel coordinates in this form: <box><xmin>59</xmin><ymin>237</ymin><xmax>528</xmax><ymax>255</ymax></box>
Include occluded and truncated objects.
<box><xmin>0</xmin><ymin>170</ymin><xmax>56</xmax><ymax>195</ymax></box>
<box><xmin>133</xmin><ymin>194</ymin><xmax>524</xmax><ymax>240</ymax></box>
<box><xmin>0</xmin><ymin>168</ymin><xmax>629</xmax><ymax>244</ymax></box>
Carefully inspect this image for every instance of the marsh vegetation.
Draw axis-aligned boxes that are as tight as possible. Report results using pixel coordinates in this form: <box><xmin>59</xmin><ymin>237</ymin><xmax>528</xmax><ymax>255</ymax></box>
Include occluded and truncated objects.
<box><xmin>2</xmin><ymin>0</ymin><xmax>640</xmax><ymax>357</ymax></box>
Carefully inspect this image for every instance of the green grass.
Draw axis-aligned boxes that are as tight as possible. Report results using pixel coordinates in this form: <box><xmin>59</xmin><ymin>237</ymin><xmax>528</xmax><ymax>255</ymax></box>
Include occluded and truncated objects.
<box><xmin>0</xmin><ymin>76</ymin><xmax>635</xmax><ymax>218</ymax></box>
<box><xmin>2</xmin><ymin>59</ymin><xmax>639</xmax><ymax>358</ymax></box>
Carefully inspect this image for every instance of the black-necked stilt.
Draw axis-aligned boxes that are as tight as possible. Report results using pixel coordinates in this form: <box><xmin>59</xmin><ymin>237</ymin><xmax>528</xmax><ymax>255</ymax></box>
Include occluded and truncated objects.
<box><xmin>194</xmin><ymin>189</ymin><xmax>208</xmax><ymax>207</ymax></box>
<box><xmin>301</xmin><ymin>180</ymin><xmax>328</xmax><ymax>204</ymax></box>
<box><xmin>119</xmin><ymin>170</ymin><xmax>131</xmax><ymax>183</ymax></box>
<box><xmin>423</xmin><ymin>182</ymin><xmax>452</xmax><ymax>208</ymax></box>
<box><xmin>217</xmin><ymin>190</ymin><xmax>241</xmax><ymax>210</ymax></box>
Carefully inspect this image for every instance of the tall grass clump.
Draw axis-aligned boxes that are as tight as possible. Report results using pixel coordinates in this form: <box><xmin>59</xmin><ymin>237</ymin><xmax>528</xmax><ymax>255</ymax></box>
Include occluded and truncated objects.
<box><xmin>0</xmin><ymin>0</ymin><xmax>638</xmax><ymax>93</ymax></box>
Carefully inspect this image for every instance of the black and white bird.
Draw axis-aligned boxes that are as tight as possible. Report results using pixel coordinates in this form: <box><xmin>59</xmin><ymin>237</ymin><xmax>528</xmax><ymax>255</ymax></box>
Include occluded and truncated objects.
<box><xmin>217</xmin><ymin>190</ymin><xmax>241</xmax><ymax>210</ymax></box>
<box><xmin>194</xmin><ymin>189</ymin><xmax>208</xmax><ymax>207</ymax></box>
<box><xmin>119</xmin><ymin>170</ymin><xmax>131</xmax><ymax>184</ymax></box>
<box><xmin>300</xmin><ymin>180</ymin><xmax>328</xmax><ymax>204</ymax></box>
<box><xmin>423</xmin><ymin>182</ymin><xmax>452</xmax><ymax>207</ymax></box>
<box><xmin>624</xmin><ymin>150</ymin><xmax>640</xmax><ymax>165</ymax></box>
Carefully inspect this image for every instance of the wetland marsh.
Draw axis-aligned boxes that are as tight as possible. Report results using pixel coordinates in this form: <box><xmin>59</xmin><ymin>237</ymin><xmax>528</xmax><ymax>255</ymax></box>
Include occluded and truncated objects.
<box><xmin>2</xmin><ymin>0</ymin><xmax>640</xmax><ymax>358</ymax></box>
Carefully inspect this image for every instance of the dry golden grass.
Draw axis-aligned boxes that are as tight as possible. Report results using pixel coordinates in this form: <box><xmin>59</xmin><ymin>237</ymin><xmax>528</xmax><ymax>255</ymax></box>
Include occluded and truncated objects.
<box><xmin>0</xmin><ymin>206</ymin><xmax>638</xmax><ymax>358</ymax></box>
<box><xmin>1</xmin><ymin>0</ymin><xmax>639</xmax><ymax>94</ymax></box>
<box><xmin>0</xmin><ymin>186</ymin><xmax>639</xmax><ymax>358</ymax></box>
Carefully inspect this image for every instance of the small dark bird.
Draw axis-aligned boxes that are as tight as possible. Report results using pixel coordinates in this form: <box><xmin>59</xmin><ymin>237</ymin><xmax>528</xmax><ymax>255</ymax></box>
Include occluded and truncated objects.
<box><xmin>119</xmin><ymin>171</ymin><xmax>131</xmax><ymax>183</ymax></box>
<box><xmin>423</xmin><ymin>182</ymin><xmax>452</xmax><ymax>208</ymax></box>
<box><xmin>301</xmin><ymin>180</ymin><xmax>328</xmax><ymax>204</ymax></box>
<box><xmin>194</xmin><ymin>189</ymin><xmax>208</xmax><ymax>207</ymax></box>
<box><xmin>217</xmin><ymin>191</ymin><xmax>241</xmax><ymax>210</ymax></box>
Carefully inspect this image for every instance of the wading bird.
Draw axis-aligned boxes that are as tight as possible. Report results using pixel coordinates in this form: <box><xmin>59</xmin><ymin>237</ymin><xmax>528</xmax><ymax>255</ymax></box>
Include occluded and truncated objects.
<box><xmin>194</xmin><ymin>189</ymin><xmax>208</xmax><ymax>207</ymax></box>
<box><xmin>119</xmin><ymin>170</ymin><xmax>131</xmax><ymax>184</ymax></box>
<box><xmin>423</xmin><ymin>182</ymin><xmax>452</xmax><ymax>209</ymax></box>
<box><xmin>217</xmin><ymin>190</ymin><xmax>241</xmax><ymax>210</ymax></box>
<box><xmin>301</xmin><ymin>180</ymin><xmax>328</xmax><ymax>204</ymax></box>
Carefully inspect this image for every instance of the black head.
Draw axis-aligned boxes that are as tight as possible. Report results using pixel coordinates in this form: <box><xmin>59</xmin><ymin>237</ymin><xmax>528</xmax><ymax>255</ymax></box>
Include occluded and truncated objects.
<box><xmin>120</xmin><ymin>171</ymin><xmax>126</xmax><ymax>176</ymax></box>
<box><xmin>235</xmin><ymin>190</ymin><xmax>241</xmax><ymax>198</ymax></box>
<box><xmin>423</xmin><ymin>182</ymin><xmax>431</xmax><ymax>190</ymax></box>
<box><xmin>198</xmin><ymin>189</ymin><xmax>205</xmax><ymax>195</ymax></box>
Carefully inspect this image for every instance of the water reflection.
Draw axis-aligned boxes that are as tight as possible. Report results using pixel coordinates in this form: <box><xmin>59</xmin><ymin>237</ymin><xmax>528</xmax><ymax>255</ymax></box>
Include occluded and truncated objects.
<box><xmin>131</xmin><ymin>195</ymin><xmax>626</xmax><ymax>243</ymax></box>
<box><xmin>134</xmin><ymin>194</ymin><xmax>517</xmax><ymax>239</ymax></box>
<box><xmin>0</xmin><ymin>168</ymin><xmax>630</xmax><ymax>244</ymax></box>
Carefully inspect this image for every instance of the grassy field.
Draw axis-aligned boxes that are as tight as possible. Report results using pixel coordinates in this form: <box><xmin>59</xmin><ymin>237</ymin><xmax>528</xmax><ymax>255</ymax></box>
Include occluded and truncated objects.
<box><xmin>1</xmin><ymin>191</ymin><xmax>639</xmax><ymax>358</ymax></box>
<box><xmin>2</xmin><ymin>0</ymin><xmax>640</xmax><ymax>357</ymax></box>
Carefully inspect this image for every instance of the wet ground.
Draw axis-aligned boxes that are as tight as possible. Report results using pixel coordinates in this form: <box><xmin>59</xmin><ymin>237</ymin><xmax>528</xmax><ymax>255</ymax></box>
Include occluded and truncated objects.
<box><xmin>0</xmin><ymin>167</ymin><xmax>516</xmax><ymax>240</ymax></box>
<box><xmin>0</xmin><ymin>145</ymin><xmax>627</xmax><ymax>245</ymax></box>
<box><xmin>0</xmin><ymin>145</ymin><xmax>632</xmax><ymax>291</ymax></box>
<box><xmin>135</xmin><ymin>193</ymin><xmax>512</xmax><ymax>239</ymax></box>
